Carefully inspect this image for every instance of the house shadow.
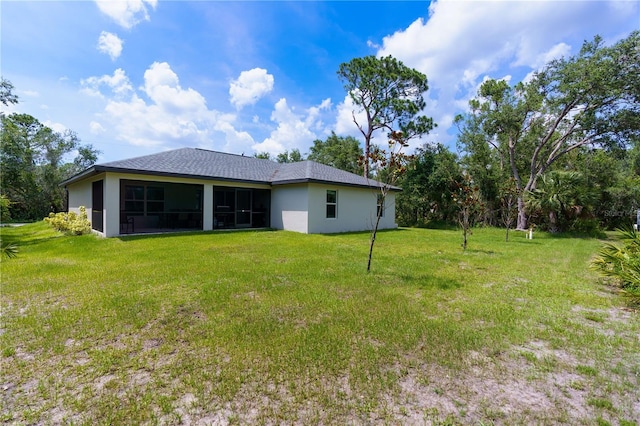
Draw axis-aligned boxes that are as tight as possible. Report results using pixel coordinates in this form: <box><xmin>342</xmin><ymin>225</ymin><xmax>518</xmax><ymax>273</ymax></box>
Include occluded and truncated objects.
<box><xmin>116</xmin><ymin>227</ymin><xmax>274</xmax><ymax>242</ymax></box>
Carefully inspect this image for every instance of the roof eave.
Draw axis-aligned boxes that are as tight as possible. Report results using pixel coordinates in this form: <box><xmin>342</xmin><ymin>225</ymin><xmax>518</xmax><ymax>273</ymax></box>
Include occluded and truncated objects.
<box><xmin>272</xmin><ymin>178</ymin><xmax>402</xmax><ymax>191</ymax></box>
<box><xmin>61</xmin><ymin>163</ymin><xmax>402</xmax><ymax>192</ymax></box>
<box><xmin>61</xmin><ymin>165</ymin><xmax>272</xmax><ymax>187</ymax></box>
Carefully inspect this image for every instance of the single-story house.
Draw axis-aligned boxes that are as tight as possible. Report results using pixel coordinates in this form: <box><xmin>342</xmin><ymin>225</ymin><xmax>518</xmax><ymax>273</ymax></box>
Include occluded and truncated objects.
<box><xmin>61</xmin><ymin>147</ymin><xmax>400</xmax><ymax>237</ymax></box>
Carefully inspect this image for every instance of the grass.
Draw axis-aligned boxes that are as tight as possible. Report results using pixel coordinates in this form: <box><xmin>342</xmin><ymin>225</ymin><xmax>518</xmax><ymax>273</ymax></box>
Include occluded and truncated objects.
<box><xmin>1</xmin><ymin>223</ymin><xmax>639</xmax><ymax>424</ymax></box>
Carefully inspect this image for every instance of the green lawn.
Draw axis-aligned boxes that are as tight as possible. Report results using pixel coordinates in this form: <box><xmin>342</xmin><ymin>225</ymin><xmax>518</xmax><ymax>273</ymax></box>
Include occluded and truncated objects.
<box><xmin>1</xmin><ymin>223</ymin><xmax>639</xmax><ymax>425</ymax></box>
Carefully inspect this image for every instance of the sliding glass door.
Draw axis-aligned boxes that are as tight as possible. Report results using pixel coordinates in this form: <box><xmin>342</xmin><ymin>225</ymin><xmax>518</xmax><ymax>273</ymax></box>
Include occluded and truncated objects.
<box><xmin>236</xmin><ymin>189</ymin><xmax>252</xmax><ymax>227</ymax></box>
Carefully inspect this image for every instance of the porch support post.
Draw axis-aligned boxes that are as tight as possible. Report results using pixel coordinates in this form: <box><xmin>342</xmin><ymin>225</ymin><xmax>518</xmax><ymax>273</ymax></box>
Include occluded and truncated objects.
<box><xmin>104</xmin><ymin>174</ymin><xmax>121</xmax><ymax>237</ymax></box>
<box><xmin>203</xmin><ymin>184</ymin><xmax>213</xmax><ymax>231</ymax></box>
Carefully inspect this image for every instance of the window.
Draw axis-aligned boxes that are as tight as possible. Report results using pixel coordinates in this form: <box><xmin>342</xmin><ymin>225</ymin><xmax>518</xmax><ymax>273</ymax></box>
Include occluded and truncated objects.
<box><xmin>326</xmin><ymin>190</ymin><xmax>337</xmax><ymax>219</ymax></box>
<box><xmin>377</xmin><ymin>194</ymin><xmax>384</xmax><ymax>218</ymax></box>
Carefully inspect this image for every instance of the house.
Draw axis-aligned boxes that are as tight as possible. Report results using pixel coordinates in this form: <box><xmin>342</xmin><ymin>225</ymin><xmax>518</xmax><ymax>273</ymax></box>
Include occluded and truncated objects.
<box><xmin>61</xmin><ymin>147</ymin><xmax>400</xmax><ymax>237</ymax></box>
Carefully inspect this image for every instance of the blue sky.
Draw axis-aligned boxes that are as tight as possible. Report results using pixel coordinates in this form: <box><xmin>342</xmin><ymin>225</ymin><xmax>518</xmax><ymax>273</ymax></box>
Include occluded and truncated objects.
<box><xmin>2</xmin><ymin>1</ymin><xmax>638</xmax><ymax>163</ymax></box>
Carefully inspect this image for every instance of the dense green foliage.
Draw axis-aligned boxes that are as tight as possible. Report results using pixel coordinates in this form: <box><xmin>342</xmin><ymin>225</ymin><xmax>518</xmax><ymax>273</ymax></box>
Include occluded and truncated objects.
<box><xmin>455</xmin><ymin>32</ymin><xmax>640</xmax><ymax>230</ymax></box>
<box><xmin>357</xmin><ymin>33</ymin><xmax>639</xmax><ymax>234</ymax></box>
<box><xmin>397</xmin><ymin>141</ymin><xmax>639</xmax><ymax>232</ymax></box>
<box><xmin>276</xmin><ymin>149</ymin><xmax>304</xmax><ymax>163</ymax></box>
<box><xmin>0</xmin><ymin>83</ymin><xmax>99</xmax><ymax>221</ymax></box>
<box><xmin>396</xmin><ymin>143</ymin><xmax>462</xmax><ymax>227</ymax></box>
<box><xmin>0</xmin><ymin>194</ymin><xmax>11</xmax><ymax>223</ymax></box>
<box><xmin>2</xmin><ymin>224</ymin><xmax>638</xmax><ymax>424</ymax></box>
<box><xmin>308</xmin><ymin>132</ymin><xmax>364</xmax><ymax>175</ymax></box>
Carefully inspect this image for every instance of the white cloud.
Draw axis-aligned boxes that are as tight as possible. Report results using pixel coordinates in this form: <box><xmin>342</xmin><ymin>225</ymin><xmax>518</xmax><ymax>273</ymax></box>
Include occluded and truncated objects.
<box><xmin>142</xmin><ymin>62</ymin><xmax>208</xmax><ymax>113</ymax></box>
<box><xmin>212</xmin><ymin>114</ymin><xmax>256</xmax><ymax>153</ymax></box>
<box><xmin>229</xmin><ymin>68</ymin><xmax>274</xmax><ymax>110</ymax></box>
<box><xmin>43</xmin><ymin>120</ymin><xmax>67</xmax><ymax>134</ymax></box>
<box><xmin>335</xmin><ymin>95</ymin><xmax>364</xmax><ymax>137</ymax></box>
<box><xmin>532</xmin><ymin>43</ymin><xmax>571</xmax><ymax>69</ymax></box>
<box><xmin>95</xmin><ymin>0</ymin><xmax>157</xmax><ymax>29</ymax></box>
<box><xmin>90</xmin><ymin>121</ymin><xmax>106</xmax><ymax>134</ymax></box>
<box><xmin>81</xmin><ymin>68</ymin><xmax>133</xmax><ymax>98</ymax></box>
<box><xmin>85</xmin><ymin>62</ymin><xmax>255</xmax><ymax>152</ymax></box>
<box><xmin>376</xmin><ymin>0</ymin><xmax>636</xmax><ymax>147</ymax></box>
<box><xmin>252</xmin><ymin>98</ymin><xmax>331</xmax><ymax>155</ymax></box>
<box><xmin>97</xmin><ymin>31</ymin><xmax>123</xmax><ymax>60</ymax></box>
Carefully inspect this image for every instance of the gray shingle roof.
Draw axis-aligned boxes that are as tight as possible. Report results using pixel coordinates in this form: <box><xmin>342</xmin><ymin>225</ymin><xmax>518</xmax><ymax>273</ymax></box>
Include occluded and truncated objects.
<box><xmin>62</xmin><ymin>147</ymin><xmax>397</xmax><ymax>190</ymax></box>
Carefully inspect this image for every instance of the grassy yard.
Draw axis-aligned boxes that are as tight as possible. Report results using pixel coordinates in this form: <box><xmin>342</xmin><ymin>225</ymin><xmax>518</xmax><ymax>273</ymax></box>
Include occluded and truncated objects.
<box><xmin>1</xmin><ymin>223</ymin><xmax>639</xmax><ymax>425</ymax></box>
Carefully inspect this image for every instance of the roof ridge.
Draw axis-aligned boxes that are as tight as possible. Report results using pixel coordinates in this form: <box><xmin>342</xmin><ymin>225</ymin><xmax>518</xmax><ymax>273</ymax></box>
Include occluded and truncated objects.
<box><xmin>194</xmin><ymin>147</ymin><xmax>266</xmax><ymax>161</ymax></box>
<box><xmin>100</xmin><ymin>147</ymin><xmax>192</xmax><ymax>166</ymax></box>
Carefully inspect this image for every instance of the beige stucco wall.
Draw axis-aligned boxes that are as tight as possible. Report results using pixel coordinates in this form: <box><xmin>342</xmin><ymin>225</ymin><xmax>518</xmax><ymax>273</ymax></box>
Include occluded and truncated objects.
<box><xmin>306</xmin><ymin>184</ymin><xmax>397</xmax><ymax>234</ymax></box>
<box><xmin>270</xmin><ymin>183</ymin><xmax>397</xmax><ymax>234</ymax></box>
<box><xmin>67</xmin><ymin>179</ymin><xmax>93</xmax><ymax>216</ymax></box>
<box><xmin>271</xmin><ymin>184</ymin><xmax>309</xmax><ymax>233</ymax></box>
<box><xmin>67</xmin><ymin>173</ymin><xmax>106</xmax><ymax>235</ymax></box>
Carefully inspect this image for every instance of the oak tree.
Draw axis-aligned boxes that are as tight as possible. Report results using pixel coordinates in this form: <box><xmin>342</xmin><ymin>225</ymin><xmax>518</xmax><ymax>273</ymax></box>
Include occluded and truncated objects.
<box><xmin>457</xmin><ymin>31</ymin><xmax>640</xmax><ymax>229</ymax></box>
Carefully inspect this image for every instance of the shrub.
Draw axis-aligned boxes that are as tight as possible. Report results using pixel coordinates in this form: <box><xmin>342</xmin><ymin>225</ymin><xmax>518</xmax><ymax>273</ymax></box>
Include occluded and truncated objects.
<box><xmin>591</xmin><ymin>225</ymin><xmax>640</xmax><ymax>304</ymax></box>
<box><xmin>0</xmin><ymin>195</ymin><xmax>11</xmax><ymax>223</ymax></box>
<box><xmin>570</xmin><ymin>217</ymin><xmax>605</xmax><ymax>238</ymax></box>
<box><xmin>44</xmin><ymin>206</ymin><xmax>91</xmax><ymax>235</ymax></box>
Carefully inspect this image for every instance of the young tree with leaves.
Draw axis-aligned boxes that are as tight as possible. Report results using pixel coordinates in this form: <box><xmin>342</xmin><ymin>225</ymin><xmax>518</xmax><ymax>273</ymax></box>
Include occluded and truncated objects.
<box><xmin>366</xmin><ymin>131</ymin><xmax>412</xmax><ymax>272</ymax></box>
<box><xmin>500</xmin><ymin>178</ymin><xmax>520</xmax><ymax>241</ymax></box>
<box><xmin>452</xmin><ymin>173</ymin><xmax>484</xmax><ymax>250</ymax></box>
<box><xmin>337</xmin><ymin>55</ymin><xmax>434</xmax><ymax>177</ymax></box>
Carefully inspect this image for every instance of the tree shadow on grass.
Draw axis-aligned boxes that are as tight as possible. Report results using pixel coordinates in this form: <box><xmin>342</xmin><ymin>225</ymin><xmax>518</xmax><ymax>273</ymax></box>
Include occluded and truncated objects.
<box><xmin>399</xmin><ymin>273</ymin><xmax>463</xmax><ymax>290</ymax></box>
<box><xmin>465</xmin><ymin>249</ymin><xmax>498</xmax><ymax>255</ymax></box>
<box><xmin>0</xmin><ymin>223</ymin><xmax>62</xmax><ymax>247</ymax></box>
<box><xmin>321</xmin><ymin>228</ymin><xmax>410</xmax><ymax>238</ymax></box>
<box><xmin>503</xmin><ymin>239</ymin><xmax>542</xmax><ymax>245</ymax></box>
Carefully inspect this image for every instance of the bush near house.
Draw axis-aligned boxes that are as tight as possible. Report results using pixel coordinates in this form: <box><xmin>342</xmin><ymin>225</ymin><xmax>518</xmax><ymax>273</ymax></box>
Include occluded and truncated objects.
<box><xmin>44</xmin><ymin>206</ymin><xmax>91</xmax><ymax>235</ymax></box>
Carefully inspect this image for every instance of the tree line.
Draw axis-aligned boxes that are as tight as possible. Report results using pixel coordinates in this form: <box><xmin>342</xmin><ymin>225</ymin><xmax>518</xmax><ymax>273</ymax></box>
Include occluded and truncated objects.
<box><xmin>261</xmin><ymin>31</ymin><xmax>640</xmax><ymax>235</ymax></box>
<box><xmin>0</xmin><ymin>79</ymin><xmax>99</xmax><ymax>222</ymax></box>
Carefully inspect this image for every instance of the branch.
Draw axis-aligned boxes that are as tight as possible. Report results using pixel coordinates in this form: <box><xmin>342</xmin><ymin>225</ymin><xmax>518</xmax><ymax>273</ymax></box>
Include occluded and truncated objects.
<box><xmin>528</xmin><ymin>99</ymin><xmax>579</xmax><ymax>182</ymax></box>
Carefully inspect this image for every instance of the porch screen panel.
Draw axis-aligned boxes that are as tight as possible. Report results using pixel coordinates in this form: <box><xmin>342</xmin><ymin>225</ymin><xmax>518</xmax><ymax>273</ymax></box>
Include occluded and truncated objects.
<box><xmin>91</xmin><ymin>180</ymin><xmax>104</xmax><ymax>232</ymax></box>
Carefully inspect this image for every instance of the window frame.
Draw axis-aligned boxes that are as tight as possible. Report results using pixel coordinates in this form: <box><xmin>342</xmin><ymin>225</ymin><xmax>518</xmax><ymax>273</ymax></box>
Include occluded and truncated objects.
<box><xmin>377</xmin><ymin>193</ymin><xmax>385</xmax><ymax>218</ymax></box>
<box><xmin>326</xmin><ymin>189</ymin><xmax>337</xmax><ymax>219</ymax></box>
